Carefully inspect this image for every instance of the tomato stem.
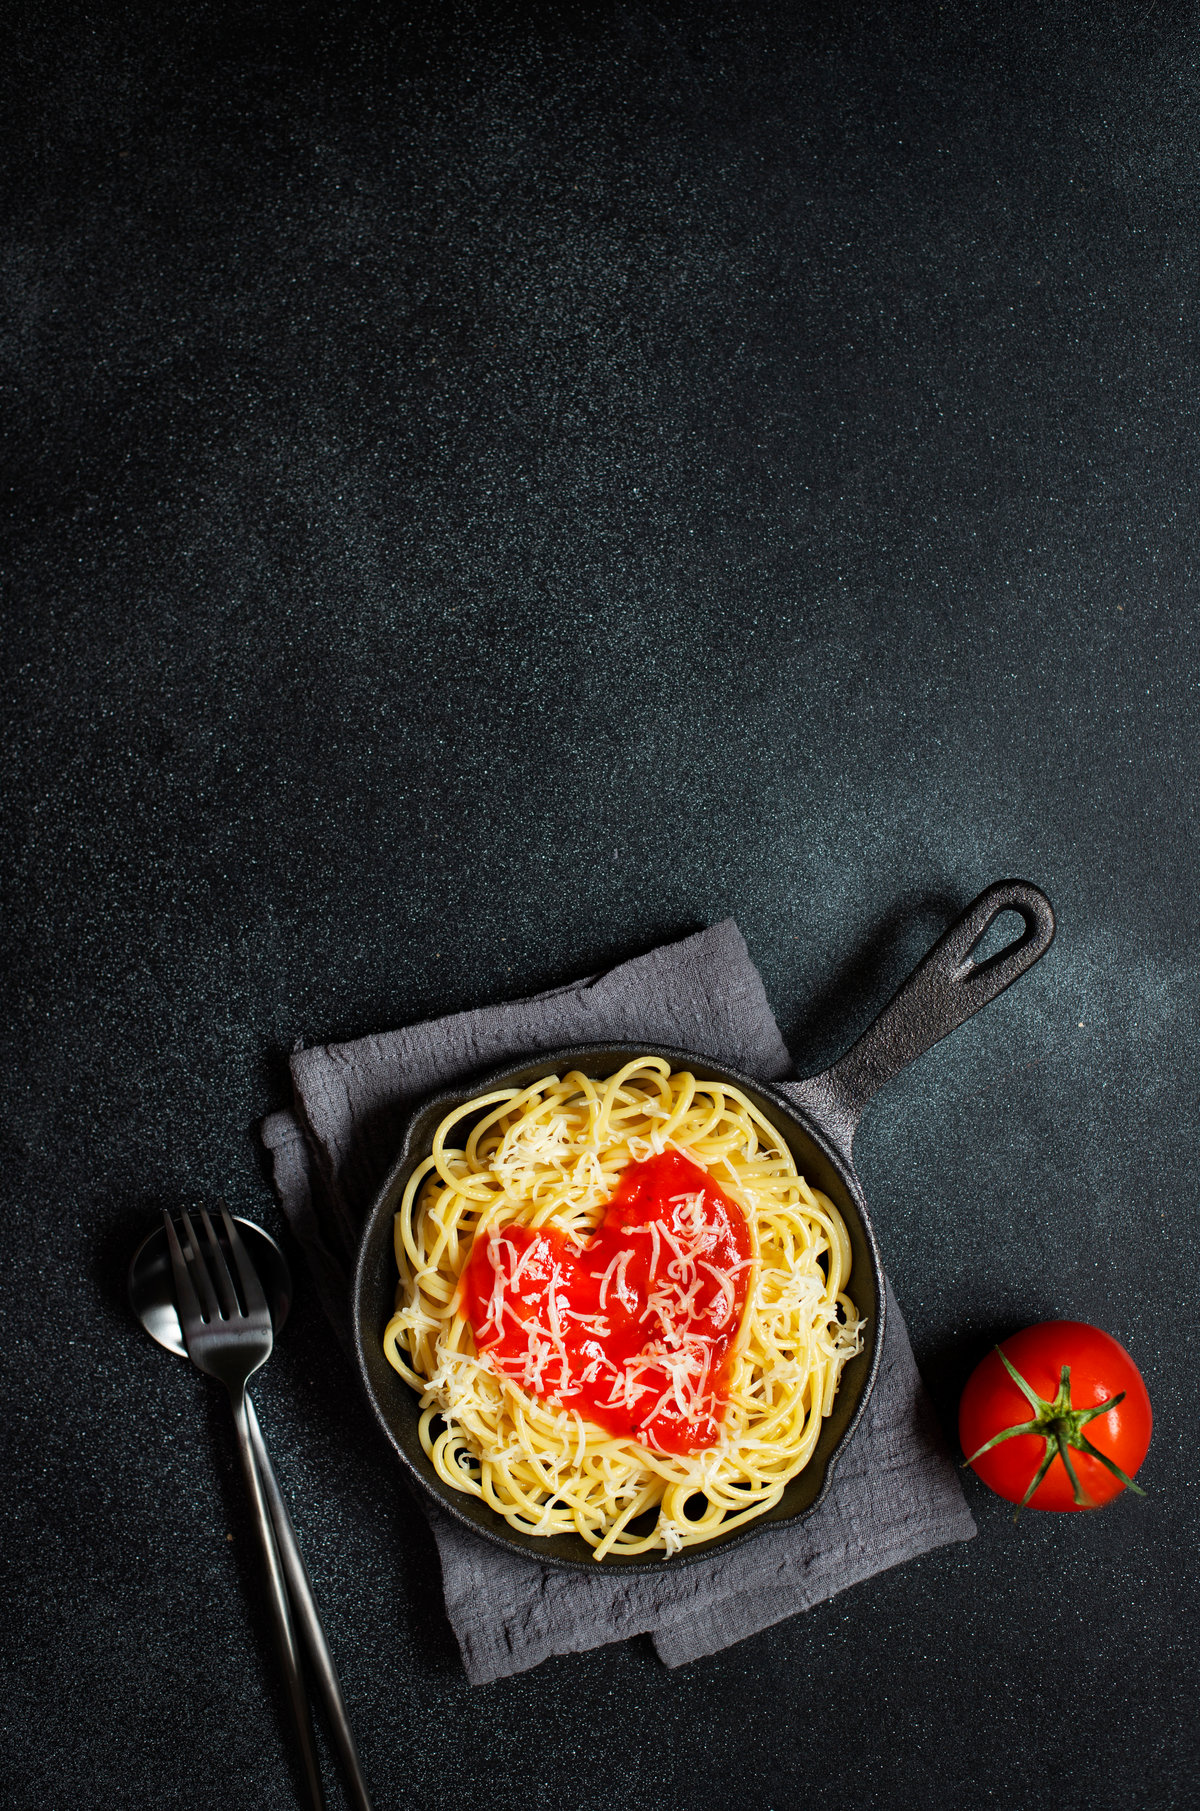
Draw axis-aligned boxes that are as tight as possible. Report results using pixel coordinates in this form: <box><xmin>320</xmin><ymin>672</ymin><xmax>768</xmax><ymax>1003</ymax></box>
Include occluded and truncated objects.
<box><xmin>1076</xmin><ymin>1431</ymin><xmax>1146</xmax><ymax>1497</ymax></box>
<box><xmin>1054</xmin><ymin>1429</ymin><xmax>1088</xmax><ymax>1507</ymax></box>
<box><xmin>1014</xmin><ymin>1442</ymin><xmax>1058</xmax><ymax>1519</ymax></box>
<box><xmin>963</xmin><ymin>1349</ymin><xmax>1147</xmax><ymax>1520</ymax></box>
<box><xmin>962</xmin><ymin>1417</ymin><xmax>1041</xmax><ymax>1464</ymax></box>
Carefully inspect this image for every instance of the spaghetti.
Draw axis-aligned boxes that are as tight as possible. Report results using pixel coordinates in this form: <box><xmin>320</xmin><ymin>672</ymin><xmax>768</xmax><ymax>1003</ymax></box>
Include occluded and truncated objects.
<box><xmin>383</xmin><ymin>1058</ymin><xmax>864</xmax><ymax>1559</ymax></box>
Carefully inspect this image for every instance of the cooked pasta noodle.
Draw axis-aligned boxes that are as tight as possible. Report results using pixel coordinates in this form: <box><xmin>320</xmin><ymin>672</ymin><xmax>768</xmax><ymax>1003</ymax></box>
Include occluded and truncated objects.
<box><xmin>383</xmin><ymin>1058</ymin><xmax>864</xmax><ymax>1559</ymax></box>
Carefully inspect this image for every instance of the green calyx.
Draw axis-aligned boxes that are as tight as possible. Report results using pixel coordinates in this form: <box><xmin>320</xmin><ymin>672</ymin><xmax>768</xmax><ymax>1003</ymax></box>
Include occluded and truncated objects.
<box><xmin>964</xmin><ymin>1348</ymin><xmax>1147</xmax><ymax>1522</ymax></box>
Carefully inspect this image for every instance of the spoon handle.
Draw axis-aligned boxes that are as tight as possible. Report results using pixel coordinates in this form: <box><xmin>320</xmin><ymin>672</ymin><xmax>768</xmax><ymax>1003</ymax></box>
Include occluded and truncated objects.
<box><xmin>246</xmin><ymin>1395</ymin><xmax>376</xmax><ymax>1811</ymax></box>
<box><xmin>230</xmin><ymin>1390</ymin><xmax>327</xmax><ymax>1809</ymax></box>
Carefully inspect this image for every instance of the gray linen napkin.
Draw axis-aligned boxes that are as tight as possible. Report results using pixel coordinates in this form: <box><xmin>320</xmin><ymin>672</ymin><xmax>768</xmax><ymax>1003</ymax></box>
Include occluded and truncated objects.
<box><xmin>262</xmin><ymin>920</ymin><xmax>975</xmax><ymax>1682</ymax></box>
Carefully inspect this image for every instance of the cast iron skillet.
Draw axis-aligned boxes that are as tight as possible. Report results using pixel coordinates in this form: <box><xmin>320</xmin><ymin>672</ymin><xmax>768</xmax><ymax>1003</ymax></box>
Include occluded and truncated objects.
<box><xmin>353</xmin><ymin>878</ymin><xmax>1055</xmax><ymax>1571</ymax></box>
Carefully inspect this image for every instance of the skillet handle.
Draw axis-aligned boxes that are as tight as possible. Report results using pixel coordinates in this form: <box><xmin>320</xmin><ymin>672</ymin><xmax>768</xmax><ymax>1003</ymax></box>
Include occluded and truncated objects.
<box><xmin>788</xmin><ymin>879</ymin><xmax>1055</xmax><ymax>1160</ymax></box>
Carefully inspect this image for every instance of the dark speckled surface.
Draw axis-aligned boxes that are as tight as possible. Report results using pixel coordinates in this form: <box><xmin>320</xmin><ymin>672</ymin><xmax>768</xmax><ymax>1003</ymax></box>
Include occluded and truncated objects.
<box><xmin>3</xmin><ymin>3</ymin><xmax>1199</xmax><ymax>1806</ymax></box>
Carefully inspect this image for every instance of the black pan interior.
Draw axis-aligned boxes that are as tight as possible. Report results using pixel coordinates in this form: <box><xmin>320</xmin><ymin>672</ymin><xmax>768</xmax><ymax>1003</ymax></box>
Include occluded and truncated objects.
<box><xmin>352</xmin><ymin>1043</ymin><xmax>885</xmax><ymax>1572</ymax></box>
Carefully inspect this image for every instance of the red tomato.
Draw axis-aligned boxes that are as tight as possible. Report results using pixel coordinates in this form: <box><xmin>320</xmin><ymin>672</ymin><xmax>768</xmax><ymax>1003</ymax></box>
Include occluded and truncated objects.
<box><xmin>958</xmin><ymin>1321</ymin><xmax>1151</xmax><ymax>1515</ymax></box>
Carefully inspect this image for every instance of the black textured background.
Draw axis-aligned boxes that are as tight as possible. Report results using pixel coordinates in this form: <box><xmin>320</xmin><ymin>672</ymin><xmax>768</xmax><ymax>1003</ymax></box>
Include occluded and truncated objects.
<box><xmin>3</xmin><ymin>3</ymin><xmax>1198</xmax><ymax>1807</ymax></box>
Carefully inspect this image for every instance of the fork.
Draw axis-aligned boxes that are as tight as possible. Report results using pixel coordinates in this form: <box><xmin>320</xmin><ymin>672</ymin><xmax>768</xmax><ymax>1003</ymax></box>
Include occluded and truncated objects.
<box><xmin>165</xmin><ymin>1207</ymin><xmax>326</xmax><ymax>1810</ymax></box>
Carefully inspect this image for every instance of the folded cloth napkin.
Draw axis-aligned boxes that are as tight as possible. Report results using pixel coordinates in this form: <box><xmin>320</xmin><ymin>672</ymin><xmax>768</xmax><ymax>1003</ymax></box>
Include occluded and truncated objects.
<box><xmin>262</xmin><ymin>920</ymin><xmax>975</xmax><ymax>1683</ymax></box>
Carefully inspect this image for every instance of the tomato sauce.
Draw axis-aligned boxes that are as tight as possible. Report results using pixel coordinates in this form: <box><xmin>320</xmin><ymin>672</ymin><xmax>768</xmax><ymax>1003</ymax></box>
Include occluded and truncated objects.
<box><xmin>460</xmin><ymin>1151</ymin><xmax>752</xmax><ymax>1453</ymax></box>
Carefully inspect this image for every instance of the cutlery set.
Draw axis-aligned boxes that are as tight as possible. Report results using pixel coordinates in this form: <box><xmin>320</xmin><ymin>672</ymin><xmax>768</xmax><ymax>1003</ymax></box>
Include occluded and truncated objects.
<box><xmin>129</xmin><ymin>1210</ymin><xmax>373</xmax><ymax>1811</ymax></box>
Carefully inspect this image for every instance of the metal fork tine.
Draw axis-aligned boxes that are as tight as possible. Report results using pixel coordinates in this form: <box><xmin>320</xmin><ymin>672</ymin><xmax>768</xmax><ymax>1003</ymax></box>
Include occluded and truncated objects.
<box><xmin>163</xmin><ymin>1212</ymin><xmax>203</xmax><ymax>1327</ymax></box>
<box><xmin>180</xmin><ymin>1208</ymin><xmax>222</xmax><ymax>1322</ymax></box>
<box><xmin>222</xmin><ymin>1207</ymin><xmax>270</xmax><ymax>1320</ymax></box>
<box><xmin>200</xmin><ymin>1208</ymin><xmax>242</xmax><ymax>1320</ymax></box>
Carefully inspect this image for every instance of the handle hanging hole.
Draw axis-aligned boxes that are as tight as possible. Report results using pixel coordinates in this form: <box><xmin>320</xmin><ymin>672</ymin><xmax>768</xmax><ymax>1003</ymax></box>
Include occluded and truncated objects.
<box><xmin>967</xmin><ymin>908</ymin><xmax>1028</xmax><ymax>969</ymax></box>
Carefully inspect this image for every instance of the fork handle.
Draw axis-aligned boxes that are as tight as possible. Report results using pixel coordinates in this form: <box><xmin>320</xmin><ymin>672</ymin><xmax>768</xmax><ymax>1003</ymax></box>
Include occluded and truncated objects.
<box><xmin>246</xmin><ymin>1396</ymin><xmax>375</xmax><ymax>1811</ymax></box>
<box><xmin>230</xmin><ymin>1389</ymin><xmax>327</xmax><ymax>1810</ymax></box>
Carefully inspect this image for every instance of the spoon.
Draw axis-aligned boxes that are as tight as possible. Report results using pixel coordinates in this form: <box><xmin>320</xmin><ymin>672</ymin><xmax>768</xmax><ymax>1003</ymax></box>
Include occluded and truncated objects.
<box><xmin>129</xmin><ymin>1216</ymin><xmax>374</xmax><ymax>1811</ymax></box>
